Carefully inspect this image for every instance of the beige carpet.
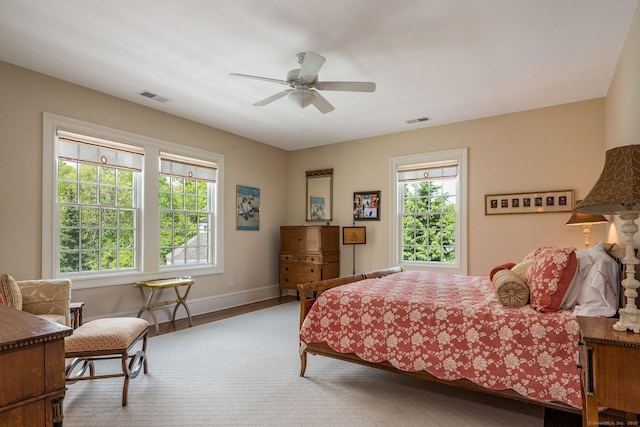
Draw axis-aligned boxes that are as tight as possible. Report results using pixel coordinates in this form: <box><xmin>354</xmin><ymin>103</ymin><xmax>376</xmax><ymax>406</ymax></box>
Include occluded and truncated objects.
<box><xmin>63</xmin><ymin>302</ymin><xmax>545</xmax><ymax>426</ymax></box>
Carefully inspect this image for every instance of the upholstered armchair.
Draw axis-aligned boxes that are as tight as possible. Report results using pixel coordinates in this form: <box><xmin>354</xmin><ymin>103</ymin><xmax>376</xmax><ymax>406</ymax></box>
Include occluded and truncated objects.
<box><xmin>0</xmin><ymin>274</ymin><xmax>72</xmax><ymax>327</ymax></box>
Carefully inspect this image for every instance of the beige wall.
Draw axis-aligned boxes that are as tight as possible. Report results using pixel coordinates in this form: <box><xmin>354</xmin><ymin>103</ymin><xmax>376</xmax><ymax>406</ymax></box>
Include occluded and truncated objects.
<box><xmin>0</xmin><ymin>61</ymin><xmax>288</xmax><ymax>319</ymax></box>
<box><xmin>606</xmin><ymin>5</ymin><xmax>640</xmax><ymax>150</ymax></box>
<box><xmin>5</xmin><ymin>24</ymin><xmax>635</xmax><ymax>315</ymax></box>
<box><xmin>287</xmin><ymin>99</ymin><xmax>608</xmax><ymax>277</ymax></box>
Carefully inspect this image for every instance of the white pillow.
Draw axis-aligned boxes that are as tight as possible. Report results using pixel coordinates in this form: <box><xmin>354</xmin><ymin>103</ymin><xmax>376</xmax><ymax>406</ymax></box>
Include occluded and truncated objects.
<box><xmin>560</xmin><ymin>247</ymin><xmax>593</xmax><ymax>310</ymax></box>
<box><xmin>572</xmin><ymin>255</ymin><xmax>620</xmax><ymax>317</ymax></box>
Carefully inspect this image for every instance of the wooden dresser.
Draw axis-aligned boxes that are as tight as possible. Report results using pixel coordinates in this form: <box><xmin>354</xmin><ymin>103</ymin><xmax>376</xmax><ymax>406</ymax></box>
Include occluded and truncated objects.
<box><xmin>577</xmin><ymin>316</ymin><xmax>640</xmax><ymax>426</ymax></box>
<box><xmin>0</xmin><ymin>305</ymin><xmax>72</xmax><ymax>427</ymax></box>
<box><xmin>279</xmin><ymin>225</ymin><xmax>340</xmax><ymax>299</ymax></box>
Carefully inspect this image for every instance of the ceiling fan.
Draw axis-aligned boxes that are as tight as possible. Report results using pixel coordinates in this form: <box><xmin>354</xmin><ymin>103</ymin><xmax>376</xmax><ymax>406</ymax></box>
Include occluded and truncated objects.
<box><xmin>230</xmin><ymin>52</ymin><xmax>376</xmax><ymax>114</ymax></box>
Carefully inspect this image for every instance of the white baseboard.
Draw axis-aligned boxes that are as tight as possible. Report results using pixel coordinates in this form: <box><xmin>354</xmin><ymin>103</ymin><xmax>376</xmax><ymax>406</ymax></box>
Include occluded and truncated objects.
<box><xmin>84</xmin><ymin>284</ymin><xmax>281</xmax><ymax>324</ymax></box>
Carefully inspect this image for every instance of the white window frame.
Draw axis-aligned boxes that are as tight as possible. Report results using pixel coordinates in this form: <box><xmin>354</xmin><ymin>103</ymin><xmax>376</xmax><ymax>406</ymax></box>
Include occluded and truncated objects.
<box><xmin>43</xmin><ymin>113</ymin><xmax>224</xmax><ymax>289</ymax></box>
<box><xmin>389</xmin><ymin>147</ymin><xmax>468</xmax><ymax>275</ymax></box>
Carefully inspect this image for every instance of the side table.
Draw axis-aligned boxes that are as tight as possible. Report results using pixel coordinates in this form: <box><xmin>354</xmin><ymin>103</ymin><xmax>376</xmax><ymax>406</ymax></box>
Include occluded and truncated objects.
<box><xmin>577</xmin><ymin>316</ymin><xmax>640</xmax><ymax>426</ymax></box>
<box><xmin>135</xmin><ymin>277</ymin><xmax>195</xmax><ymax>334</ymax></box>
<box><xmin>69</xmin><ymin>301</ymin><xmax>85</xmax><ymax>329</ymax></box>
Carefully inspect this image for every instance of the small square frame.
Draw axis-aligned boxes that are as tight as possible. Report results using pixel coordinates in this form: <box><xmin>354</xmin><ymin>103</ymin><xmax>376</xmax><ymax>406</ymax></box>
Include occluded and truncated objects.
<box><xmin>353</xmin><ymin>191</ymin><xmax>380</xmax><ymax>221</ymax></box>
<box><xmin>343</xmin><ymin>226</ymin><xmax>367</xmax><ymax>245</ymax></box>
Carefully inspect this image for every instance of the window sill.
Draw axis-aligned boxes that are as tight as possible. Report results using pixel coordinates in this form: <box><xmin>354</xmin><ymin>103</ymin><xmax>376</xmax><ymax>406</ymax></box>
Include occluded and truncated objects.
<box><xmin>57</xmin><ymin>265</ymin><xmax>223</xmax><ymax>290</ymax></box>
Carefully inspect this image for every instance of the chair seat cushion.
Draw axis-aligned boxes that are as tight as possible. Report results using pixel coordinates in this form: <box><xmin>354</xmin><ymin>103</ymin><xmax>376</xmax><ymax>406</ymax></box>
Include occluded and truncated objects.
<box><xmin>65</xmin><ymin>318</ymin><xmax>149</xmax><ymax>353</ymax></box>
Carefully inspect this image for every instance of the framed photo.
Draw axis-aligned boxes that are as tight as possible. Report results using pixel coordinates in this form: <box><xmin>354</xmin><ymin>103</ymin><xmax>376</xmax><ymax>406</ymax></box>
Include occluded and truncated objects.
<box><xmin>236</xmin><ymin>185</ymin><xmax>260</xmax><ymax>230</ymax></box>
<box><xmin>353</xmin><ymin>191</ymin><xmax>380</xmax><ymax>221</ymax></box>
<box><xmin>485</xmin><ymin>190</ymin><xmax>574</xmax><ymax>215</ymax></box>
<box><xmin>342</xmin><ymin>226</ymin><xmax>367</xmax><ymax>245</ymax></box>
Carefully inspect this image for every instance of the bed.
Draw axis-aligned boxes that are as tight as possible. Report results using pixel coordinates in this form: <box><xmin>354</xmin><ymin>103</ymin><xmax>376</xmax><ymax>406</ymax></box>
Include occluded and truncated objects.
<box><xmin>298</xmin><ymin>243</ymin><xmax>623</xmax><ymax>419</ymax></box>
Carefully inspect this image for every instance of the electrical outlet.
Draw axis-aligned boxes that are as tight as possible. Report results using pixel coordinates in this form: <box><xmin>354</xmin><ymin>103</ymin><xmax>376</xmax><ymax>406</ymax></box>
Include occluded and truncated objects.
<box><xmin>228</xmin><ymin>278</ymin><xmax>234</xmax><ymax>287</ymax></box>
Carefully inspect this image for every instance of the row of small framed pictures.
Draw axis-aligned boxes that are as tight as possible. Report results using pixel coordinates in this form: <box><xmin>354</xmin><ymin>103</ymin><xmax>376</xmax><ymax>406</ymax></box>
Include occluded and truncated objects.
<box><xmin>485</xmin><ymin>190</ymin><xmax>574</xmax><ymax>215</ymax></box>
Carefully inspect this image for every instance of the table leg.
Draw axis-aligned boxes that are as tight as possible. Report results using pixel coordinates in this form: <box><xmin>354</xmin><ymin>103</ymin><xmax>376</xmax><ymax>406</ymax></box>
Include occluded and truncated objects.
<box><xmin>171</xmin><ymin>284</ymin><xmax>193</xmax><ymax>327</ymax></box>
<box><xmin>136</xmin><ymin>286</ymin><xmax>160</xmax><ymax>334</ymax></box>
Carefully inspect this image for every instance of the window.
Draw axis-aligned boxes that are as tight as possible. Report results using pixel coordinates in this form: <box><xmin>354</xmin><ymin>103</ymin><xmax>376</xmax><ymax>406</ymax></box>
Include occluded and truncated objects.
<box><xmin>43</xmin><ymin>113</ymin><xmax>224</xmax><ymax>289</ymax></box>
<box><xmin>57</xmin><ymin>132</ymin><xmax>142</xmax><ymax>274</ymax></box>
<box><xmin>389</xmin><ymin>148</ymin><xmax>467</xmax><ymax>275</ymax></box>
<box><xmin>159</xmin><ymin>153</ymin><xmax>216</xmax><ymax>266</ymax></box>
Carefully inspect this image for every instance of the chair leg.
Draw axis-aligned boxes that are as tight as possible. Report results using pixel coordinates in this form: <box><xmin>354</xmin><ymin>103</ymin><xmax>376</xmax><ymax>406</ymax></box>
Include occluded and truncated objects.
<box><xmin>142</xmin><ymin>333</ymin><xmax>148</xmax><ymax>374</ymax></box>
<box><xmin>300</xmin><ymin>351</ymin><xmax>307</xmax><ymax>377</ymax></box>
<box><xmin>121</xmin><ymin>353</ymin><xmax>130</xmax><ymax>407</ymax></box>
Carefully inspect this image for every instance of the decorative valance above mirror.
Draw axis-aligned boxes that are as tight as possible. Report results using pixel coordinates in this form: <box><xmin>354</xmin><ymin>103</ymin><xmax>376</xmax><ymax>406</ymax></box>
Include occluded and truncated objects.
<box><xmin>306</xmin><ymin>169</ymin><xmax>333</xmax><ymax>222</ymax></box>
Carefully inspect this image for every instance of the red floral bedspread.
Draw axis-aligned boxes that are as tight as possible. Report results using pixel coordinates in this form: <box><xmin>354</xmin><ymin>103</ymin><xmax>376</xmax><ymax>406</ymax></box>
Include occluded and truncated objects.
<box><xmin>300</xmin><ymin>270</ymin><xmax>582</xmax><ymax>408</ymax></box>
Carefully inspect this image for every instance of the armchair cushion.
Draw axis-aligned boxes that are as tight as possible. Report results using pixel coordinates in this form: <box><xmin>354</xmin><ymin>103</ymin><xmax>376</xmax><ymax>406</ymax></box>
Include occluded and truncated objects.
<box><xmin>0</xmin><ymin>274</ymin><xmax>22</xmax><ymax>310</ymax></box>
<box><xmin>17</xmin><ymin>279</ymin><xmax>72</xmax><ymax>326</ymax></box>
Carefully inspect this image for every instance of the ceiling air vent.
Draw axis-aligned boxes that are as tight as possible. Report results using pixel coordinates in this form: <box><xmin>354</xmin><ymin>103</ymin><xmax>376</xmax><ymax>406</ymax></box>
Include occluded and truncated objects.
<box><xmin>406</xmin><ymin>116</ymin><xmax>431</xmax><ymax>124</ymax></box>
<box><xmin>138</xmin><ymin>90</ymin><xmax>170</xmax><ymax>103</ymax></box>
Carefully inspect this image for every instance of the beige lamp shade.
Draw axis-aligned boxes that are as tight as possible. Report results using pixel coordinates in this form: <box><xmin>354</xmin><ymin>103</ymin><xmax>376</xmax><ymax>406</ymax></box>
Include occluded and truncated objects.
<box><xmin>576</xmin><ymin>145</ymin><xmax>640</xmax><ymax>214</ymax></box>
<box><xmin>566</xmin><ymin>201</ymin><xmax>608</xmax><ymax>226</ymax></box>
<box><xmin>566</xmin><ymin>200</ymin><xmax>608</xmax><ymax>248</ymax></box>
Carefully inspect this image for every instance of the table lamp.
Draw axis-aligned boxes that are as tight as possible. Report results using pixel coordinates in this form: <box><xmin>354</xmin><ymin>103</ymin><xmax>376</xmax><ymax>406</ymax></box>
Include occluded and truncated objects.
<box><xmin>565</xmin><ymin>200</ymin><xmax>608</xmax><ymax>248</ymax></box>
<box><xmin>576</xmin><ymin>144</ymin><xmax>640</xmax><ymax>333</ymax></box>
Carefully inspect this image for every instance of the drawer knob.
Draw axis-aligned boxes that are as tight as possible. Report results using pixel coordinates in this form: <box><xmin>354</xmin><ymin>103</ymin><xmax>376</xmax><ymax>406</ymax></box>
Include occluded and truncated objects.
<box><xmin>310</xmin><ymin>268</ymin><xmax>314</xmax><ymax>273</ymax></box>
<box><xmin>576</xmin><ymin>364</ymin><xmax>582</xmax><ymax>370</ymax></box>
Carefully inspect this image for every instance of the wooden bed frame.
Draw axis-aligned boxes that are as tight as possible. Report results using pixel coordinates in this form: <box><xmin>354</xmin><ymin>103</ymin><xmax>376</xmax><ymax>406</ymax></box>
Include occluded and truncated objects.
<box><xmin>297</xmin><ymin>266</ymin><xmax>587</xmax><ymax>425</ymax></box>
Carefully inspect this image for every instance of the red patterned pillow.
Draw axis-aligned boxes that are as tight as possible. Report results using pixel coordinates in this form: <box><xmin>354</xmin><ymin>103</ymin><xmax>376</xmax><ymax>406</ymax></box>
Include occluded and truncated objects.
<box><xmin>525</xmin><ymin>247</ymin><xmax>578</xmax><ymax>312</ymax></box>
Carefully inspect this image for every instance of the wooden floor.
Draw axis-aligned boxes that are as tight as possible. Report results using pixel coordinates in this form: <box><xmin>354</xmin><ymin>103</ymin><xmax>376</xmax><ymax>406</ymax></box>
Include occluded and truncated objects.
<box><xmin>148</xmin><ymin>295</ymin><xmax>297</xmax><ymax>337</ymax></box>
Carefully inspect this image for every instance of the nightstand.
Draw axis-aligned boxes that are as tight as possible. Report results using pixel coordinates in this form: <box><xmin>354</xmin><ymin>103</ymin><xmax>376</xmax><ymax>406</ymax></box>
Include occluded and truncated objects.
<box><xmin>577</xmin><ymin>316</ymin><xmax>640</xmax><ymax>426</ymax></box>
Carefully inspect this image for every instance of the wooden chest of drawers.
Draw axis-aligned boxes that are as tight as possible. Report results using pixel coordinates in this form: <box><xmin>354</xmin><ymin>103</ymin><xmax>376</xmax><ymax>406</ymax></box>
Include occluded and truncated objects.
<box><xmin>279</xmin><ymin>225</ymin><xmax>340</xmax><ymax>299</ymax></box>
<box><xmin>0</xmin><ymin>305</ymin><xmax>72</xmax><ymax>426</ymax></box>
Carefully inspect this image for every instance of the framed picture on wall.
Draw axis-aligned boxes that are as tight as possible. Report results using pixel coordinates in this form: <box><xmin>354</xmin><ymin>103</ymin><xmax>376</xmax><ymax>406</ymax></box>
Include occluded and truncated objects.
<box><xmin>236</xmin><ymin>185</ymin><xmax>260</xmax><ymax>230</ymax></box>
<box><xmin>484</xmin><ymin>189</ymin><xmax>574</xmax><ymax>215</ymax></box>
<box><xmin>353</xmin><ymin>191</ymin><xmax>380</xmax><ymax>221</ymax></box>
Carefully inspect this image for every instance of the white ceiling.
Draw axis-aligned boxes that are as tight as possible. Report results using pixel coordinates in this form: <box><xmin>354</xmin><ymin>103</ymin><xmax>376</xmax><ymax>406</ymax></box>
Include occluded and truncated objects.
<box><xmin>0</xmin><ymin>0</ymin><xmax>637</xmax><ymax>151</ymax></box>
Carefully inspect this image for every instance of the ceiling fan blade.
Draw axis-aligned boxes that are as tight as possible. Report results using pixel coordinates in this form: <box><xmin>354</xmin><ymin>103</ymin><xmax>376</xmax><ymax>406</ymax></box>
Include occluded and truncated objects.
<box><xmin>315</xmin><ymin>81</ymin><xmax>376</xmax><ymax>92</ymax></box>
<box><xmin>311</xmin><ymin>91</ymin><xmax>335</xmax><ymax>114</ymax></box>
<box><xmin>230</xmin><ymin>73</ymin><xmax>289</xmax><ymax>86</ymax></box>
<box><xmin>253</xmin><ymin>89</ymin><xmax>293</xmax><ymax>106</ymax></box>
<box><xmin>297</xmin><ymin>52</ymin><xmax>326</xmax><ymax>83</ymax></box>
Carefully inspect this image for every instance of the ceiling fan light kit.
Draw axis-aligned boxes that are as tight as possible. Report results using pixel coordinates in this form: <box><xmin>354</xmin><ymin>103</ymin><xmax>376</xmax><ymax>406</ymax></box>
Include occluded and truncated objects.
<box><xmin>230</xmin><ymin>51</ymin><xmax>375</xmax><ymax>114</ymax></box>
<box><xmin>288</xmin><ymin>89</ymin><xmax>316</xmax><ymax>109</ymax></box>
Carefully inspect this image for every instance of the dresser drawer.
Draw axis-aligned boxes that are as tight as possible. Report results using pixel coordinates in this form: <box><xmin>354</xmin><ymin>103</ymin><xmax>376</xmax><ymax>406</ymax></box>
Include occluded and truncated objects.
<box><xmin>280</xmin><ymin>264</ymin><xmax>321</xmax><ymax>288</ymax></box>
<box><xmin>279</xmin><ymin>254</ymin><xmax>326</xmax><ymax>264</ymax></box>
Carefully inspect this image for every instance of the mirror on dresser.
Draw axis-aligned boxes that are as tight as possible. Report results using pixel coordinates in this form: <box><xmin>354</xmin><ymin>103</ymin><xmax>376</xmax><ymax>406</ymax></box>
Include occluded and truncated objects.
<box><xmin>306</xmin><ymin>169</ymin><xmax>333</xmax><ymax>222</ymax></box>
